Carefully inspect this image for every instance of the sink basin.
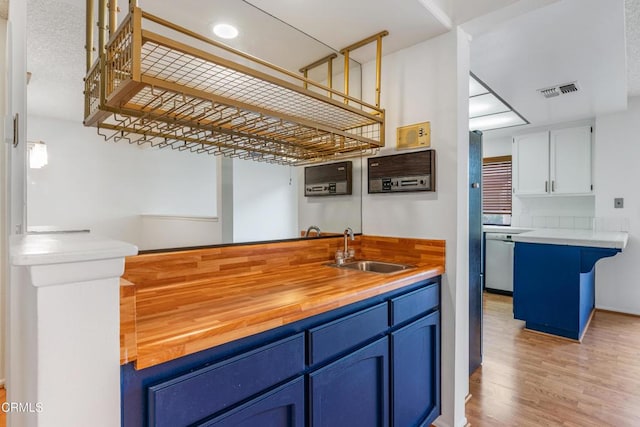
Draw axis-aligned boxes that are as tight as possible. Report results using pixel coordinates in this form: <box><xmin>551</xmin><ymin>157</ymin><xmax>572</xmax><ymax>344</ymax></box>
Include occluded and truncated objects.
<box><xmin>330</xmin><ymin>260</ymin><xmax>415</xmax><ymax>274</ymax></box>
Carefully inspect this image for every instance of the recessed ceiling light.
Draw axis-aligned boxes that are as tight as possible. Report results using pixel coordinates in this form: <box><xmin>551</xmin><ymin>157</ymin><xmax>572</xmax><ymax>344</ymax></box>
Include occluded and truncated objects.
<box><xmin>212</xmin><ymin>23</ymin><xmax>238</xmax><ymax>39</ymax></box>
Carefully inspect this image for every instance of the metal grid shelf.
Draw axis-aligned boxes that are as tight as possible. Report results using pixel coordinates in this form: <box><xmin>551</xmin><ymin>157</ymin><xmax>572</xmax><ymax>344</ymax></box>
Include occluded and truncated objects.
<box><xmin>84</xmin><ymin>8</ymin><xmax>384</xmax><ymax>165</ymax></box>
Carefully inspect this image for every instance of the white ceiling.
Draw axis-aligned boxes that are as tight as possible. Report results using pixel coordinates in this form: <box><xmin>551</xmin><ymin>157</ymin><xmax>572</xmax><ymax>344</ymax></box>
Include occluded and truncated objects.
<box><xmin>22</xmin><ymin>0</ymin><xmax>640</xmax><ymax>131</ymax></box>
<box><xmin>470</xmin><ymin>0</ymin><xmax>629</xmax><ymax>134</ymax></box>
<box><xmin>244</xmin><ymin>0</ymin><xmax>451</xmax><ymax>63</ymax></box>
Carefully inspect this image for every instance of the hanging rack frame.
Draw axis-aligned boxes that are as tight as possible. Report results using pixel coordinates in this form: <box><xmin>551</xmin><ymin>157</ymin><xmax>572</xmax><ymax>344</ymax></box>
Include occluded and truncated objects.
<box><xmin>84</xmin><ymin>5</ymin><xmax>385</xmax><ymax>165</ymax></box>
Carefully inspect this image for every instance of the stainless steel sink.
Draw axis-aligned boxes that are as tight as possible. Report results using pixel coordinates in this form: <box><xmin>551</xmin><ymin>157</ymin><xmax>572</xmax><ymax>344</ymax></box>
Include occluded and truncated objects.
<box><xmin>330</xmin><ymin>260</ymin><xmax>415</xmax><ymax>274</ymax></box>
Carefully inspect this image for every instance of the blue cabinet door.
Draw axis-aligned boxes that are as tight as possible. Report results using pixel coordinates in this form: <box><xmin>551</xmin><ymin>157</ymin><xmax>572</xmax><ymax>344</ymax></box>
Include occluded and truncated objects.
<box><xmin>147</xmin><ymin>334</ymin><xmax>304</xmax><ymax>427</ymax></box>
<box><xmin>391</xmin><ymin>311</ymin><xmax>440</xmax><ymax>427</ymax></box>
<box><xmin>200</xmin><ymin>377</ymin><xmax>304</xmax><ymax>427</ymax></box>
<box><xmin>309</xmin><ymin>337</ymin><xmax>389</xmax><ymax>427</ymax></box>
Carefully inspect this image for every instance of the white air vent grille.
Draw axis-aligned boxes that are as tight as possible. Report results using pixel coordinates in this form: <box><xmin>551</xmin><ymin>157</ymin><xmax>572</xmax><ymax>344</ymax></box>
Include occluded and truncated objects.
<box><xmin>538</xmin><ymin>81</ymin><xmax>579</xmax><ymax>99</ymax></box>
<box><xmin>539</xmin><ymin>87</ymin><xmax>560</xmax><ymax>98</ymax></box>
<box><xmin>559</xmin><ymin>83</ymin><xmax>579</xmax><ymax>94</ymax></box>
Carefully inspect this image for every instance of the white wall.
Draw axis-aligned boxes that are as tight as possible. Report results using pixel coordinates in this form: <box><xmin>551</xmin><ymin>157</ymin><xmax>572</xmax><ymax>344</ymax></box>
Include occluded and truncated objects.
<box><xmin>0</xmin><ymin>16</ymin><xmax>7</xmax><ymax>386</ymax></box>
<box><xmin>297</xmin><ymin>159</ymin><xmax>362</xmax><ymax>235</ymax></box>
<box><xmin>232</xmin><ymin>158</ymin><xmax>298</xmax><ymax>242</ymax></box>
<box><xmin>6</xmin><ymin>0</ymin><xmax>32</xmax><ymax>421</ymax></box>
<box><xmin>361</xmin><ymin>28</ymin><xmax>470</xmax><ymax>427</ymax></box>
<box><xmin>594</xmin><ymin>96</ymin><xmax>640</xmax><ymax>314</ymax></box>
<box><xmin>482</xmin><ymin>134</ymin><xmax>511</xmax><ymax>157</ymax></box>
<box><xmin>26</xmin><ymin>116</ymin><xmax>219</xmax><ymax>249</ymax></box>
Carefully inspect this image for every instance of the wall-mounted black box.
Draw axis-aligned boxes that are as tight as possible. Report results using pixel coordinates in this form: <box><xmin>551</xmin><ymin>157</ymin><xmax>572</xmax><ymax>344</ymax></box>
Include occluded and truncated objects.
<box><xmin>368</xmin><ymin>150</ymin><xmax>436</xmax><ymax>193</ymax></box>
<box><xmin>304</xmin><ymin>161</ymin><xmax>353</xmax><ymax>196</ymax></box>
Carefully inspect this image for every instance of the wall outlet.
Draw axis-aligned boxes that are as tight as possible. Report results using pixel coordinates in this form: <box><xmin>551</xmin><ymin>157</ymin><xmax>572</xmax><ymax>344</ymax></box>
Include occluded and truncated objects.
<box><xmin>614</xmin><ymin>198</ymin><xmax>624</xmax><ymax>208</ymax></box>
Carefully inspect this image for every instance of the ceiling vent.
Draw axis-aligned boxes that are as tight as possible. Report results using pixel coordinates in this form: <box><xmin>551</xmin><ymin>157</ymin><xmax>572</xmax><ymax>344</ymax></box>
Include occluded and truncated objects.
<box><xmin>538</xmin><ymin>81</ymin><xmax>579</xmax><ymax>99</ymax></box>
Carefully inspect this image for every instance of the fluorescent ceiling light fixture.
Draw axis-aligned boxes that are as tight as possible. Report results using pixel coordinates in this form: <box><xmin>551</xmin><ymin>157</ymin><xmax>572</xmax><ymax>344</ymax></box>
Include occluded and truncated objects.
<box><xmin>469</xmin><ymin>77</ymin><xmax>488</xmax><ymax>97</ymax></box>
<box><xmin>469</xmin><ymin>111</ymin><xmax>527</xmax><ymax>132</ymax></box>
<box><xmin>212</xmin><ymin>23</ymin><xmax>239</xmax><ymax>39</ymax></box>
<box><xmin>469</xmin><ymin>93</ymin><xmax>509</xmax><ymax>117</ymax></box>
<box><xmin>469</xmin><ymin>73</ymin><xmax>528</xmax><ymax>132</ymax></box>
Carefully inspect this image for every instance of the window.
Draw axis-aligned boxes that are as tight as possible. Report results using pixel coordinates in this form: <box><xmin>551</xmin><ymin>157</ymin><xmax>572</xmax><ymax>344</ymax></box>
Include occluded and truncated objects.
<box><xmin>482</xmin><ymin>156</ymin><xmax>512</xmax><ymax>215</ymax></box>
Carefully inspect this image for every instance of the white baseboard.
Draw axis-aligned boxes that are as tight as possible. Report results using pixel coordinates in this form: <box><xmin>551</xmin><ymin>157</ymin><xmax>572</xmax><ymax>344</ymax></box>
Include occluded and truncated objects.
<box><xmin>433</xmin><ymin>416</ymin><xmax>468</xmax><ymax>427</ymax></box>
<box><xmin>596</xmin><ymin>305</ymin><xmax>640</xmax><ymax>317</ymax></box>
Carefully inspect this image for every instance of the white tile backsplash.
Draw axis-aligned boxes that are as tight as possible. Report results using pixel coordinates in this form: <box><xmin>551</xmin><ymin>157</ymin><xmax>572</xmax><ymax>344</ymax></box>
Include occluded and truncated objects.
<box><xmin>532</xmin><ymin>216</ymin><xmax>547</xmax><ymax>228</ymax></box>
<box><xmin>545</xmin><ymin>216</ymin><xmax>560</xmax><ymax>228</ymax></box>
<box><xmin>574</xmin><ymin>217</ymin><xmax>592</xmax><ymax>229</ymax></box>
<box><xmin>593</xmin><ymin>217</ymin><xmax>630</xmax><ymax>232</ymax></box>
<box><xmin>512</xmin><ymin>214</ymin><xmax>595</xmax><ymax>230</ymax></box>
<box><xmin>558</xmin><ymin>216</ymin><xmax>575</xmax><ymax>229</ymax></box>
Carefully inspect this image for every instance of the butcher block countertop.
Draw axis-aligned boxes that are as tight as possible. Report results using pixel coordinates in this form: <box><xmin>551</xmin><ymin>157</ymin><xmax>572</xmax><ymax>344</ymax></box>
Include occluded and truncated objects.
<box><xmin>121</xmin><ymin>235</ymin><xmax>445</xmax><ymax>369</ymax></box>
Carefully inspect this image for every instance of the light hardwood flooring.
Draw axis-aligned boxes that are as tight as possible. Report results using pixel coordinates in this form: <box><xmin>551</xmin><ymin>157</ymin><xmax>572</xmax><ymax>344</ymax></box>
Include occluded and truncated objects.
<box><xmin>467</xmin><ymin>293</ymin><xmax>640</xmax><ymax>426</ymax></box>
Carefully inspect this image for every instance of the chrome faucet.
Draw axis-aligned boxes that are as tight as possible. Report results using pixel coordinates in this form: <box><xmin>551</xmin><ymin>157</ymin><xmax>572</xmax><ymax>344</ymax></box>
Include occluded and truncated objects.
<box><xmin>343</xmin><ymin>227</ymin><xmax>354</xmax><ymax>257</ymax></box>
<box><xmin>335</xmin><ymin>227</ymin><xmax>355</xmax><ymax>265</ymax></box>
<box><xmin>305</xmin><ymin>225</ymin><xmax>321</xmax><ymax>237</ymax></box>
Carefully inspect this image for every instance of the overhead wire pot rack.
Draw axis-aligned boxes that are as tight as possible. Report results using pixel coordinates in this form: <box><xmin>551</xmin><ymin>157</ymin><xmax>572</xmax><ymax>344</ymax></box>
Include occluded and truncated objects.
<box><xmin>84</xmin><ymin>1</ymin><xmax>386</xmax><ymax>165</ymax></box>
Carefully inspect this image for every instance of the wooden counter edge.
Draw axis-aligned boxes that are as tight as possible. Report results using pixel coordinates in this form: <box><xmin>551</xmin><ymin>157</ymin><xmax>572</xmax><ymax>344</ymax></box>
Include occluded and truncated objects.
<box><xmin>120</xmin><ymin>278</ymin><xmax>138</xmax><ymax>364</ymax></box>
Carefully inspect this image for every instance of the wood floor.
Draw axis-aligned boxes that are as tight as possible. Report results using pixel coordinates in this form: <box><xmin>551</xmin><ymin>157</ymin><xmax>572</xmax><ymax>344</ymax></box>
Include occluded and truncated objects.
<box><xmin>467</xmin><ymin>293</ymin><xmax>640</xmax><ymax>426</ymax></box>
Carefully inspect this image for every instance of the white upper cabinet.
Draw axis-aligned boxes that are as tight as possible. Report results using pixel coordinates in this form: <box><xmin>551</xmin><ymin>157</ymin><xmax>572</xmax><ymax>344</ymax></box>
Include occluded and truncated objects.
<box><xmin>513</xmin><ymin>126</ymin><xmax>592</xmax><ymax>196</ymax></box>
<box><xmin>550</xmin><ymin>126</ymin><xmax>592</xmax><ymax>194</ymax></box>
<box><xmin>513</xmin><ymin>131</ymin><xmax>550</xmax><ymax>195</ymax></box>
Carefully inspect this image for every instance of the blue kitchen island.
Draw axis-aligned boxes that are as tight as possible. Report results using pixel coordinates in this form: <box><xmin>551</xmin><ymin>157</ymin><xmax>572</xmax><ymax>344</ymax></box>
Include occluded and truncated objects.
<box><xmin>511</xmin><ymin>229</ymin><xmax>628</xmax><ymax>341</ymax></box>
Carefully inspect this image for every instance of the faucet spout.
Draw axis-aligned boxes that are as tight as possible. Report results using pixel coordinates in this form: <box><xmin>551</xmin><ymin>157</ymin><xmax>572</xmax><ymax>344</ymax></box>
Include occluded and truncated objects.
<box><xmin>305</xmin><ymin>225</ymin><xmax>321</xmax><ymax>237</ymax></box>
<box><xmin>343</xmin><ymin>227</ymin><xmax>354</xmax><ymax>255</ymax></box>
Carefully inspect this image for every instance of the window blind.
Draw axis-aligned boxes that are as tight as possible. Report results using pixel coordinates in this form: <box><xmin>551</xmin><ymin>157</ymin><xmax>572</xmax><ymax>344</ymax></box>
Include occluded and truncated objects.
<box><xmin>482</xmin><ymin>156</ymin><xmax>512</xmax><ymax>214</ymax></box>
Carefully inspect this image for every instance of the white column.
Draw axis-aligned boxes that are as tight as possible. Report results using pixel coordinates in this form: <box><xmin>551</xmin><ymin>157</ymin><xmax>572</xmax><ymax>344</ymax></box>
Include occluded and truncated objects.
<box><xmin>9</xmin><ymin>233</ymin><xmax>137</xmax><ymax>427</ymax></box>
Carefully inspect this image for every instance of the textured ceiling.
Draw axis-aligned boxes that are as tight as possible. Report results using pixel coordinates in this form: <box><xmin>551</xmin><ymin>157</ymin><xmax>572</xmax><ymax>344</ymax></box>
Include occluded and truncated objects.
<box><xmin>27</xmin><ymin>0</ymin><xmax>86</xmax><ymax>121</ymax></box>
<box><xmin>23</xmin><ymin>0</ymin><xmax>640</xmax><ymax>126</ymax></box>
<box><xmin>626</xmin><ymin>0</ymin><xmax>640</xmax><ymax>96</ymax></box>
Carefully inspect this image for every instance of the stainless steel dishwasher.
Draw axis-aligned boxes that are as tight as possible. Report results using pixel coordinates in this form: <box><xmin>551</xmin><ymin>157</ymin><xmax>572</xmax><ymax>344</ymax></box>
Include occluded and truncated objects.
<box><xmin>485</xmin><ymin>233</ymin><xmax>514</xmax><ymax>294</ymax></box>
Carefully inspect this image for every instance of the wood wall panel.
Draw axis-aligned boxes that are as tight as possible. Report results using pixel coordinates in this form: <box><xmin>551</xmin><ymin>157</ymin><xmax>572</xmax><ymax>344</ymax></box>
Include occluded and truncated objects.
<box><xmin>123</xmin><ymin>237</ymin><xmax>361</xmax><ymax>290</ymax></box>
<box><xmin>360</xmin><ymin>236</ymin><xmax>445</xmax><ymax>265</ymax></box>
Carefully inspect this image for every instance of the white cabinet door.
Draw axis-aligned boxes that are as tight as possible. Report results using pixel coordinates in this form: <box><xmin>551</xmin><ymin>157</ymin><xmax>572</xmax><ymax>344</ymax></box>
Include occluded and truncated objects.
<box><xmin>513</xmin><ymin>132</ymin><xmax>549</xmax><ymax>195</ymax></box>
<box><xmin>550</xmin><ymin>126</ymin><xmax>592</xmax><ymax>194</ymax></box>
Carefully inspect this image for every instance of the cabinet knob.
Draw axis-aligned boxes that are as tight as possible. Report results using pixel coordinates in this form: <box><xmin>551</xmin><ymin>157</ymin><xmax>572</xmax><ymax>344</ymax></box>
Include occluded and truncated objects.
<box><xmin>471</xmin><ymin>182</ymin><xmax>480</xmax><ymax>189</ymax></box>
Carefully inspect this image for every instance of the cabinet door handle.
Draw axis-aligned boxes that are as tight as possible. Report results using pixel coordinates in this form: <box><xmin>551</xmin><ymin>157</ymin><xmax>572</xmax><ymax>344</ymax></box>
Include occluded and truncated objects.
<box><xmin>545</xmin><ymin>181</ymin><xmax>548</xmax><ymax>192</ymax></box>
<box><xmin>552</xmin><ymin>180</ymin><xmax>555</xmax><ymax>192</ymax></box>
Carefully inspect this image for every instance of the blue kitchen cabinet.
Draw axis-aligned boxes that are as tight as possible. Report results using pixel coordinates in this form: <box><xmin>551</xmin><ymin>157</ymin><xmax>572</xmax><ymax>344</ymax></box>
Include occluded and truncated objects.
<box><xmin>309</xmin><ymin>338</ymin><xmax>389</xmax><ymax>427</ymax></box>
<box><xmin>514</xmin><ymin>242</ymin><xmax>620</xmax><ymax>340</ymax></box>
<box><xmin>199</xmin><ymin>377</ymin><xmax>304</xmax><ymax>427</ymax></box>
<box><xmin>121</xmin><ymin>278</ymin><xmax>441</xmax><ymax>427</ymax></box>
<box><xmin>391</xmin><ymin>311</ymin><xmax>441</xmax><ymax>427</ymax></box>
